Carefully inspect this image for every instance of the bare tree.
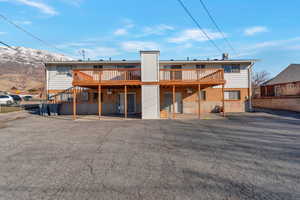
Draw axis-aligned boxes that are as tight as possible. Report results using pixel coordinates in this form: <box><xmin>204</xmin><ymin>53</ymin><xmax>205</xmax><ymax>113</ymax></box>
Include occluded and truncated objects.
<box><xmin>252</xmin><ymin>70</ymin><xmax>271</xmax><ymax>97</ymax></box>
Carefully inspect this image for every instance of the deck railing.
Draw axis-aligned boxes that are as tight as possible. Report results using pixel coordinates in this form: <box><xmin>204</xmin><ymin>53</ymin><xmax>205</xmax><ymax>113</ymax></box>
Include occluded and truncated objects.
<box><xmin>72</xmin><ymin>68</ymin><xmax>224</xmax><ymax>85</ymax></box>
<box><xmin>73</xmin><ymin>68</ymin><xmax>141</xmax><ymax>84</ymax></box>
<box><xmin>159</xmin><ymin>68</ymin><xmax>224</xmax><ymax>83</ymax></box>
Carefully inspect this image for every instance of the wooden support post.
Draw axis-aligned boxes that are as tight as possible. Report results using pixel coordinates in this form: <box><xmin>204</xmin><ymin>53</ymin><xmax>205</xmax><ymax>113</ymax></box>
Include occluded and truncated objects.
<box><xmin>198</xmin><ymin>84</ymin><xmax>201</xmax><ymax>119</ymax></box>
<box><xmin>98</xmin><ymin>85</ymin><xmax>102</xmax><ymax>119</ymax></box>
<box><xmin>222</xmin><ymin>84</ymin><xmax>225</xmax><ymax>117</ymax></box>
<box><xmin>73</xmin><ymin>88</ymin><xmax>76</xmax><ymax>120</ymax></box>
<box><xmin>125</xmin><ymin>85</ymin><xmax>127</xmax><ymax>119</ymax></box>
<box><xmin>172</xmin><ymin>85</ymin><xmax>176</xmax><ymax>119</ymax></box>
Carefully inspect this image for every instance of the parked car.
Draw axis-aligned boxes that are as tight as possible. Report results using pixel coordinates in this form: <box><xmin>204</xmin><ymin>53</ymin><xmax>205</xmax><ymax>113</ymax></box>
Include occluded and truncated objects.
<box><xmin>23</xmin><ymin>95</ymin><xmax>33</xmax><ymax>101</ymax></box>
<box><xmin>10</xmin><ymin>95</ymin><xmax>22</xmax><ymax>104</ymax></box>
<box><xmin>0</xmin><ymin>95</ymin><xmax>14</xmax><ymax>105</ymax></box>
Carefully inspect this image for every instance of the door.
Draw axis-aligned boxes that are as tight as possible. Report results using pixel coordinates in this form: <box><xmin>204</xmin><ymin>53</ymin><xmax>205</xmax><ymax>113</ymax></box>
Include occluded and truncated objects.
<box><xmin>170</xmin><ymin>65</ymin><xmax>182</xmax><ymax>80</ymax></box>
<box><xmin>163</xmin><ymin>92</ymin><xmax>182</xmax><ymax>113</ymax></box>
<box><xmin>118</xmin><ymin>93</ymin><xmax>136</xmax><ymax>114</ymax></box>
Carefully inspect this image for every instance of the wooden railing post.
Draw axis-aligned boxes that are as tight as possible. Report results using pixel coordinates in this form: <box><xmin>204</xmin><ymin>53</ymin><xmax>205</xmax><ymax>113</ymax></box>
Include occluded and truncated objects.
<box><xmin>73</xmin><ymin>88</ymin><xmax>76</xmax><ymax>120</ymax></box>
<box><xmin>198</xmin><ymin>84</ymin><xmax>201</xmax><ymax>119</ymax></box>
<box><xmin>173</xmin><ymin>85</ymin><xmax>176</xmax><ymax>119</ymax></box>
<box><xmin>98</xmin><ymin>85</ymin><xmax>101</xmax><ymax>119</ymax></box>
<box><xmin>124</xmin><ymin>85</ymin><xmax>127</xmax><ymax>119</ymax></box>
<box><xmin>222</xmin><ymin>84</ymin><xmax>225</xmax><ymax>117</ymax></box>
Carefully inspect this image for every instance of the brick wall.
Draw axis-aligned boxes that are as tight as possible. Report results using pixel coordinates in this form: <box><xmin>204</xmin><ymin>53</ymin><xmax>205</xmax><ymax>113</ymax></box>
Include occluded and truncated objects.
<box><xmin>253</xmin><ymin>97</ymin><xmax>300</xmax><ymax>112</ymax></box>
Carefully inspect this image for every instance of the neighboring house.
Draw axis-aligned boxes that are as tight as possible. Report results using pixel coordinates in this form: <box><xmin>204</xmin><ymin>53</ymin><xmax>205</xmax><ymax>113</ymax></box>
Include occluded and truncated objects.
<box><xmin>45</xmin><ymin>51</ymin><xmax>256</xmax><ymax>119</ymax></box>
<box><xmin>254</xmin><ymin>64</ymin><xmax>300</xmax><ymax>112</ymax></box>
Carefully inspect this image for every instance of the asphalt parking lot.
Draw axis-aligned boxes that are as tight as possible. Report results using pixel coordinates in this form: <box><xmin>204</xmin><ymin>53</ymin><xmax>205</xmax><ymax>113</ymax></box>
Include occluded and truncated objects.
<box><xmin>0</xmin><ymin>111</ymin><xmax>299</xmax><ymax>200</ymax></box>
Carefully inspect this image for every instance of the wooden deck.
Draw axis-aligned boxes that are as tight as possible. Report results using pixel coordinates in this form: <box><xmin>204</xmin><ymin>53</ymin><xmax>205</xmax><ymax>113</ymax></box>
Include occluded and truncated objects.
<box><xmin>72</xmin><ymin>68</ymin><xmax>225</xmax><ymax>86</ymax></box>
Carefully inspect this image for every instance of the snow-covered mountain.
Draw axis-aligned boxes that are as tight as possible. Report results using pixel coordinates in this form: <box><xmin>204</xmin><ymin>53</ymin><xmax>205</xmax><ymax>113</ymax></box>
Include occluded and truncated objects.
<box><xmin>0</xmin><ymin>46</ymin><xmax>71</xmax><ymax>65</ymax></box>
<box><xmin>0</xmin><ymin>46</ymin><xmax>72</xmax><ymax>92</ymax></box>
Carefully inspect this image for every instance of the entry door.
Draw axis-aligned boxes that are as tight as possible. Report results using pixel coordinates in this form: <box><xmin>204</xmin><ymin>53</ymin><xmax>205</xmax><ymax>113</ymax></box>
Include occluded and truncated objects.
<box><xmin>118</xmin><ymin>93</ymin><xmax>136</xmax><ymax>114</ymax></box>
<box><xmin>170</xmin><ymin>65</ymin><xmax>182</xmax><ymax>80</ymax></box>
<box><xmin>164</xmin><ymin>92</ymin><xmax>182</xmax><ymax>113</ymax></box>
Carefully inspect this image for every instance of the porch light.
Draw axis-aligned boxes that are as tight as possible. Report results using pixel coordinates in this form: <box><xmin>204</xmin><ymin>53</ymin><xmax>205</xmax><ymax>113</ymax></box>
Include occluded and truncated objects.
<box><xmin>187</xmin><ymin>88</ymin><xmax>193</xmax><ymax>94</ymax></box>
<box><xmin>107</xmin><ymin>89</ymin><xmax>113</xmax><ymax>95</ymax></box>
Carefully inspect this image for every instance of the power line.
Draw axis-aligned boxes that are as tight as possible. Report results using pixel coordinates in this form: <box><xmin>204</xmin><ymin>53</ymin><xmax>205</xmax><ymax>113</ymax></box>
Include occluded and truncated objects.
<box><xmin>198</xmin><ymin>0</ymin><xmax>238</xmax><ymax>55</ymax></box>
<box><xmin>0</xmin><ymin>41</ymin><xmax>17</xmax><ymax>51</ymax></box>
<box><xmin>176</xmin><ymin>0</ymin><xmax>223</xmax><ymax>54</ymax></box>
<box><xmin>0</xmin><ymin>13</ymin><xmax>70</xmax><ymax>56</ymax></box>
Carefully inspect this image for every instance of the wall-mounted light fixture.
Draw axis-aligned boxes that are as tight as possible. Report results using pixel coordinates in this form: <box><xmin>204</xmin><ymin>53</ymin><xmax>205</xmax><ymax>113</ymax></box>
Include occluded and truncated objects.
<box><xmin>187</xmin><ymin>88</ymin><xmax>193</xmax><ymax>94</ymax></box>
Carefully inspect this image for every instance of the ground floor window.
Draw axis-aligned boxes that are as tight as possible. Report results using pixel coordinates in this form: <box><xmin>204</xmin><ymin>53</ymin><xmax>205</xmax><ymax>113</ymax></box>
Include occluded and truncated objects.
<box><xmin>93</xmin><ymin>92</ymin><xmax>103</xmax><ymax>102</ymax></box>
<box><xmin>224</xmin><ymin>90</ymin><xmax>241</xmax><ymax>100</ymax></box>
<box><xmin>199</xmin><ymin>90</ymin><xmax>206</xmax><ymax>100</ymax></box>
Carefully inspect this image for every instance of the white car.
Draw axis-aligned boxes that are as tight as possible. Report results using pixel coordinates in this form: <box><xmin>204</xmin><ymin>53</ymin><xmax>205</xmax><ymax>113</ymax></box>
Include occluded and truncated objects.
<box><xmin>0</xmin><ymin>95</ymin><xmax>14</xmax><ymax>105</ymax></box>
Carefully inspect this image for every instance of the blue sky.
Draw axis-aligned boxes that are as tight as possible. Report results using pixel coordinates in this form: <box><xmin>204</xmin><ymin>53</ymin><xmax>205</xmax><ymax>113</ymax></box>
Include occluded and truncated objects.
<box><xmin>1</xmin><ymin>0</ymin><xmax>300</xmax><ymax>76</ymax></box>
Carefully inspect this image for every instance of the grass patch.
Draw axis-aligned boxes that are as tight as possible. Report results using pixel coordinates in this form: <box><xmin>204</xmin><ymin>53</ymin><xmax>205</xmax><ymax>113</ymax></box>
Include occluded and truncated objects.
<box><xmin>0</xmin><ymin>106</ymin><xmax>23</xmax><ymax>113</ymax></box>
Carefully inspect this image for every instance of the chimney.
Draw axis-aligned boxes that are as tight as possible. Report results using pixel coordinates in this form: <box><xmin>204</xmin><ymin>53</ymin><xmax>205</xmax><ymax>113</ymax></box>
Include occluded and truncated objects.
<box><xmin>222</xmin><ymin>53</ymin><xmax>229</xmax><ymax>60</ymax></box>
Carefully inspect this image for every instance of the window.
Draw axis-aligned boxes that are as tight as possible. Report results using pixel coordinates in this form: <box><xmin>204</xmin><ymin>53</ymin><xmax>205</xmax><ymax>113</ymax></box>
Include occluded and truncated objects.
<box><xmin>57</xmin><ymin>66</ymin><xmax>71</xmax><ymax>75</ymax></box>
<box><xmin>199</xmin><ymin>91</ymin><xmax>206</xmax><ymax>100</ymax></box>
<box><xmin>163</xmin><ymin>65</ymin><xmax>182</xmax><ymax>69</ymax></box>
<box><xmin>222</xmin><ymin>65</ymin><xmax>240</xmax><ymax>73</ymax></box>
<box><xmin>93</xmin><ymin>93</ymin><xmax>103</xmax><ymax>102</ymax></box>
<box><xmin>93</xmin><ymin>65</ymin><xmax>103</xmax><ymax>69</ymax></box>
<box><xmin>0</xmin><ymin>95</ymin><xmax>9</xmax><ymax>99</ymax></box>
<box><xmin>196</xmin><ymin>64</ymin><xmax>206</xmax><ymax>69</ymax></box>
<box><xmin>224</xmin><ymin>91</ymin><xmax>241</xmax><ymax>100</ymax></box>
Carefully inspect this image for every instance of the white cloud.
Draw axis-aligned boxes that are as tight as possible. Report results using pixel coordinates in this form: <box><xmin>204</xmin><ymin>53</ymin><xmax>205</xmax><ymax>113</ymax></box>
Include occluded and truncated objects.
<box><xmin>141</xmin><ymin>24</ymin><xmax>174</xmax><ymax>36</ymax></box>
<box><xmin>0</xmin><ymin>32</ymin><xmax>6</xmax><ymax>35</ymax></box>
<box><xmin>16</xmin><ymin>0</ymin><xmax>58</xmax><ymax>15</ymax></box>
<box><xmin>122</xmin><ymin>18</ymin><xmax>135</xmax><ymax>28</ymax></box>
<box><xmin>168</xmin><ymin>29</ymin><xmax>224</xmax><ymax>43</ymax></box>
<box><xmin>114</xmin><ymin>28</ymin><xmax>128</xmax><ymax>36</ymax></box>
<box><xmin>121</xmin><ymin>41</ymin><xmax>159</xmax><ymax>52</ymax></box>
<box><xmin>60</xmin><ymin>0</ymin><xmax>83</xmax><ymax>7</ymax></box>
<box><xmin>244</xmin><ymin>26</ymin><xmax>268</xmax><ymax>36</ymax></box>
<box><xmin>250</xmin><ymin>37</ymin><xmax>300</xmax><ymax>49</ymax></box>
<box><xmin>83</xmin><ymin>47</ymin><xmax>120</xmax><ymax>59</ymax></box>
<box><xmin>14</xmin><ymin>20</ymin><xmax>32</xmax><ymax>25</ymax></box>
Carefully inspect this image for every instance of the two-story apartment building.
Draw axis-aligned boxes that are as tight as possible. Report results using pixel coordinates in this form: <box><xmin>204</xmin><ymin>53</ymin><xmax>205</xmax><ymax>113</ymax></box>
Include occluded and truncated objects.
<box><xmin>45</xmin><ymin>51</ymin><xmax>255</xmax><ymax>119</ymax></box>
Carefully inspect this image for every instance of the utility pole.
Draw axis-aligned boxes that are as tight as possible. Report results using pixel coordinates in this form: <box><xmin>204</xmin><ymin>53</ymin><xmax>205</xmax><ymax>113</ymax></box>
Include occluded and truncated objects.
<box><xmin>79</xmin><ymin>49</ymin><xmax>86</xmax><ymax>61</ymax></box>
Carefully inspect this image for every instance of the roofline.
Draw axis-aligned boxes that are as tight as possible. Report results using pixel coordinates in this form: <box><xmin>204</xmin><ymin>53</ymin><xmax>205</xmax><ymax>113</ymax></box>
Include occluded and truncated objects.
<box><xmin>44</xmin><ymin>59</ymin><xmax>258</xmax><ymax>66</ymax></box>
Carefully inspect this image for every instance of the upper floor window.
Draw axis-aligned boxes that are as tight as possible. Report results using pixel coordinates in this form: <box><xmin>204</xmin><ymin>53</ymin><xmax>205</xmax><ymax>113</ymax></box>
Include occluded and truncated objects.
<box><xmin>118</xmin><ymin>65</ymin><xmax>138</xmax><ymax>69</ymax></box>
<box><xmin>93</xmin><ymin>65</ymin><xmax>103</xmax><ymax>69</ymax></box>
<box><xmin>196</xmin><ymin>64</ymin><xmax>206</xmax><ymax>69</ymax></box>
<box><xmin>57</xmin><ymin>66</ymin><xmax>71</xmax><ymax>75</ymax></box>
<box><xmin>222</xmin><ymin>64</ymin><xmax>240</xmax><ymax>73</ymax></box>
<box><xmin>163</xmin><ymin>65</ymin><xmax>182</xmax><ymax>69</ymax></box>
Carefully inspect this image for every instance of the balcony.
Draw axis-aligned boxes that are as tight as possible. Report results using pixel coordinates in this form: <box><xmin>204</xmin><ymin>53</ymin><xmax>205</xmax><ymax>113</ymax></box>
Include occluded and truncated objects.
<box><xmin>159</xmin><ymin>68</ymin><xmax>225</xmax><ymax>85</ymax></box>
<box><xmin>73</xmin><ymin>68</ymin><xmax>142</xmax><ymax>86</ymax></box>
<box><xmin>72</xmin><ymin>68</ymin><xmax>225</xmax><ymax>86</ymax></box>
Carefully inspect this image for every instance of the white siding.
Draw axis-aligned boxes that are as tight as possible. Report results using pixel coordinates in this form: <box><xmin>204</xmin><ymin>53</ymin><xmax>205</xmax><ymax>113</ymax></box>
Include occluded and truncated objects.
<box><xmin>141</xmin><ymin>52</ymin><xmax>159</xmax><ymax>82</ymax></box>
<box><xmin>224</xmin><ymin>65</ymin><xmax>249</xmax><ymax>88</ymax></box>
<box><xmin>47</xmin><ymin>66</ymin><xmax>74</xmax><ymax>90</ymax></box>
<box><xmin>213</xmin><ymin>65</ymin><xmax>249</xmax><ymax>89</ymax></box>
<box><xmin>142</xmin><ymin>85</ymin><xmax>160</xmax><ymax>119</ymax></box>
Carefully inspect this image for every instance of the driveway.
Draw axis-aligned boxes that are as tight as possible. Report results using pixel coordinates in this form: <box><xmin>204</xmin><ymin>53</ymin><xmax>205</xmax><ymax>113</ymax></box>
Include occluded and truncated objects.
<box><xmin>0</xmin><ymin>112</ymin><xmax>299</xmax><ymax>200</ymax></box>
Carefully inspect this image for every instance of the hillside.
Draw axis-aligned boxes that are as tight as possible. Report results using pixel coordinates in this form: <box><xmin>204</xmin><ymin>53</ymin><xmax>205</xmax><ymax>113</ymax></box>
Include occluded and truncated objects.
<box><xmin>0</xmin><ymin>46</ymin><xmax>71</xmax><ymax>92</ymax></box>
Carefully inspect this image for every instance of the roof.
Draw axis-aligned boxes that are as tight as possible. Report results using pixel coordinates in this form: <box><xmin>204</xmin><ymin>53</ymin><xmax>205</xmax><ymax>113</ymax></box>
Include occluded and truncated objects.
<box><xmin>44</xmin><ymin>59</ymin><xmax>257</xmax><ymax>66</ymax></box>
<box><xmin>264</xmin><ymin>64</ymin><xmax>300</xmax><ymax>86</ymax></box>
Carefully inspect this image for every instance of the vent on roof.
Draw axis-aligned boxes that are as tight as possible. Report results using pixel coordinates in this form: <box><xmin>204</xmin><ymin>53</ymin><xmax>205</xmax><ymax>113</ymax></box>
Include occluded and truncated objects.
<box><xmin>99</xmin><ymin>59</ymin><xmax>104</xmax><ymax>61</ymax></box>
<box><xmin>170</xmin><ymin>59</ymin><xmax>174</xmax><ymax>61</ymax></box>
<box><xmin>193</xmin><ymin>59</ymin><xmax>197</xmax><ymax>61</ymax></box>
<box><xmin>222</xmin><ymin>53</ymin><xmax>229</xmax><ymax>60</ymax></box>
<box><xmin>122</xmin><ymin>59</ymin><xmax>126</xmax><ymax>61</ymax></box>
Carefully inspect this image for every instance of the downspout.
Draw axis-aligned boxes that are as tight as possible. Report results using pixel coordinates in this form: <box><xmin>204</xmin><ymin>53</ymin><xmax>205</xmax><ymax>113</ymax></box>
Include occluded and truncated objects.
<box><xmin>248</xmin><ymin>62</ymin><xmax>254</xmax><ymax>112</ymax></box>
